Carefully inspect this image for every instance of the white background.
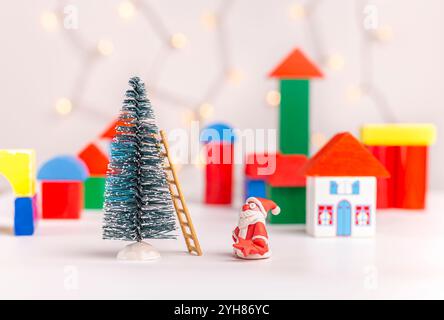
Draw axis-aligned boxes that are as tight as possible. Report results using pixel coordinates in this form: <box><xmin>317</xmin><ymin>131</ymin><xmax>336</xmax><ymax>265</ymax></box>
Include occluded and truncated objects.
<box><xmin>0</xmin><ymin>0</ymin><xmax>442</xmax><ymax>197</ymax></box>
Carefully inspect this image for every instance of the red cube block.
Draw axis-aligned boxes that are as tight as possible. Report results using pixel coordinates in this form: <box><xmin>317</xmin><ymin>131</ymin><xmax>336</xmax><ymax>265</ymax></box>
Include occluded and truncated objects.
<box><xmin>41</xmin><ymin>182</ymin><xmax>83</xmax><ymax>219</ymax></box>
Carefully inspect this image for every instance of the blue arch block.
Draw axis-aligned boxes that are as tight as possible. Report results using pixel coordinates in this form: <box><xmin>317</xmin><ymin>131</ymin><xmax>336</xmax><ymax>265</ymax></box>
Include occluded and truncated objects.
<box><xmin>201</xmin><ymin>122</ymin><xmax>236</xmax><ymax>144</ymax></box>
<box><xmin>38</xmin><ymin>155</ymin><xmax>89</xmax><ymax>181</ymax></box>
<box><xmin>14</xmin><ymin>197</ymin><xmax>35</xmax><ymax>236</ymax></box>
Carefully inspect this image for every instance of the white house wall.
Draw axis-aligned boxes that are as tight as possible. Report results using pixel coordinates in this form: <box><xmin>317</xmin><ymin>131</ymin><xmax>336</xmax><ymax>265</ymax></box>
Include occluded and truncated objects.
<box><xmin>306</xmin><ymin>177</ymin><xmax>376</xmax><ymax>238</ymax></box>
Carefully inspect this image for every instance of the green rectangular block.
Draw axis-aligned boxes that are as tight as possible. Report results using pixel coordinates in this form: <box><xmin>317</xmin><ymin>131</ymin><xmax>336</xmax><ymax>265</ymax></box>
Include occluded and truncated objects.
<box><xmin>84</xmin><ymin>177</ymin><xmax>105</xmax><ymax>210</ymax></box>
<box><xmin>267</xmin><ymin>186</ymin><xmax>306</xmax><ymax>224</ymax></box>
<box><xmin>279</xmin><ymin>79</ymin><xmax>310</xmax><ymax>155</ymax></box>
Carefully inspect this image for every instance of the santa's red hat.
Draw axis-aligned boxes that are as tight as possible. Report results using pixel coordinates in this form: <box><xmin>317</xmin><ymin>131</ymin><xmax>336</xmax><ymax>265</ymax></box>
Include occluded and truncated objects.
<box><xmin>246</xmin><ymin>197</ymin><xmax>280</xmax><ymax>217</ymax></box>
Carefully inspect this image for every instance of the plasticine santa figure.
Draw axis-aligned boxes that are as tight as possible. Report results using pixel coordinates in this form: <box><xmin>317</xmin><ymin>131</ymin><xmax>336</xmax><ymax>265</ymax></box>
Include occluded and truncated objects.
<box><xmin>232</xmin><ymin>197</ymin><xmax>280</xmax><ymax>259</ymax></box>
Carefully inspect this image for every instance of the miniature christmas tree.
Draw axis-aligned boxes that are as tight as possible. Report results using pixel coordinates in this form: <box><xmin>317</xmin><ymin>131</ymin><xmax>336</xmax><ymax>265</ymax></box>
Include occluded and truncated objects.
<box><xmin>103</xmin><ymin>76</ymin><xmax>176</xmax><ymax>261</ymax></box>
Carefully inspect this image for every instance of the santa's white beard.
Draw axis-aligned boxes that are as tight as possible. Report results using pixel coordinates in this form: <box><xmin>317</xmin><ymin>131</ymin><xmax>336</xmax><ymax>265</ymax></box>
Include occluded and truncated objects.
<box><xmin>238</xmin><ymin>210</ymin><xmax>265</xmax><ymax>229</ymax></box>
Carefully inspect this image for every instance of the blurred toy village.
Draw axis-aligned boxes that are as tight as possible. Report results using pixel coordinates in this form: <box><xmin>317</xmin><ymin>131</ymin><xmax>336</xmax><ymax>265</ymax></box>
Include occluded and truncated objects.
<box><xmin>0</xmin><ymin>48</ymin><xmax>437</xmax><ymax>260</ymax></box>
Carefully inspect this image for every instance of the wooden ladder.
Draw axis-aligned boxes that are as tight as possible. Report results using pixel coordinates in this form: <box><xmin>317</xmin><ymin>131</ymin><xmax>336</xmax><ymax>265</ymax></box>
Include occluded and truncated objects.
<box><xmin>159</xmin><ymin>130</ymin><xmax>203</xmax><ymax>256</ymax></box>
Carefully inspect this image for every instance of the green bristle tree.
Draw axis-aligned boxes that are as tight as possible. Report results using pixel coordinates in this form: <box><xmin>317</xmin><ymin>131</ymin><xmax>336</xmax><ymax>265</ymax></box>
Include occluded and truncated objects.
<box><xmin>103</xmin><ymin>77</ymin><xmax>176</xmax><ymax>247</ymax></box>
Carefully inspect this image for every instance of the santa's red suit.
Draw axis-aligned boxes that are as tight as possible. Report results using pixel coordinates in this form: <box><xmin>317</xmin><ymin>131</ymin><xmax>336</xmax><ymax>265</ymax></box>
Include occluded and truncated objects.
<box><xmin>232</xmin><ymin>197</ymin><xmax>280</xmax><ymax>260</ymax></box>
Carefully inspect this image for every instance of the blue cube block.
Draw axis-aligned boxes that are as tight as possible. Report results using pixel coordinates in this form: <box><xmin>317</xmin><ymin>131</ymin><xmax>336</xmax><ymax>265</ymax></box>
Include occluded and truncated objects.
<box><xmin>14</xmin><ymin>197</ymin><xmax>35</xmax><ymax>236</ymax></box>
<box><xmin>245</xmin><ymin>179</ymin><xmax>267</xmax><ymax>200</ymax></box>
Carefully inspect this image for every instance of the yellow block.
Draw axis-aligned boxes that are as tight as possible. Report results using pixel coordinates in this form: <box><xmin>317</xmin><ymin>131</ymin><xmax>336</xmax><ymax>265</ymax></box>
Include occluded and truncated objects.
<box><xmin>0</xmin><ymin>149</ymin><xmax>36</xmax><ymax>197</ymax></box>
<box><xmin>361</xmin><ymin>124</ymin><xmax>437</xmax><ymax>146</ymax></box>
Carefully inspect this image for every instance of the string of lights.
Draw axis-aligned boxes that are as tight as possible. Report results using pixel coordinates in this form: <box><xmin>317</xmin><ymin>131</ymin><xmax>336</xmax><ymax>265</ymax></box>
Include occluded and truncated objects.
<box><xmin>285</xmin><ymin>0</ymin><xmax>396</xmax><ymax>148</ymax></box>
<box><xmin>43</xmin><ymin>0</ymin><xmax>238</xmax><ymax>128</ymax></box>
<box><xmin>41</xmin><ymin>0</ymin><xmax>396</xmax><ymax>147</ymax></box>
<box><xmin>355</xmin><ymin>0</ymin><xmax>397</xmax><ymax>122</ymax></box>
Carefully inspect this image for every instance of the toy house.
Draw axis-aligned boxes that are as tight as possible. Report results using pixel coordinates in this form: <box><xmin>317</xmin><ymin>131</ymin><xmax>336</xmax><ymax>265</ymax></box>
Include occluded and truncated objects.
<box><xmin>361</xmin><ymin>124</ymin><xmax>437</xmax><ymax>210</ymax></box>
<box><xmin>38</xmin><ymin>155</ymin><xmax>89</xmax><ymax>219</ymax></box>
<box><xmin>304</xmin><ymin>133</ymin><xmax>389</xmax><ymax>237</ymax></box>
<box><xmin>0</xmin><ymin>149</ymin><xmax>37</xmax><ymax>236</ymax></box>
<box><xmin>268</xmin><ymin>48</ymin><xmax>323</xmax><ymax>155</ymax></box>
<box><xmin>244</xmin><ymin>153</ymin><xmax>275</xmax><ymax>200</ymax></box>
<box><xmin>201</xmin><ymin>123</ymin><xmax>236</xmax><ymax>205</ymax></box>
<box><xmin>78</xmin><ymin>143</ymin><xmax>109</xmax><ymax>209</ymax></box>
<box><xmin>267</xmin><ymin>154</ymin><xmax>308</xmax><ymax>224</ymax></box>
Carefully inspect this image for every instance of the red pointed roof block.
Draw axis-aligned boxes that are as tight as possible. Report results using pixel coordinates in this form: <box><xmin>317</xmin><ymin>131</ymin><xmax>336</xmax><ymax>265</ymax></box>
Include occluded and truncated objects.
<box><xmin>269</xmin><ymin>48</ymin><xmax>323</xmax><ymax>79</ymax></box>
<box><xmin>304</xmin><ymin>132</ymin><xmax>390</xmax><ymax>177</ymax></box>
<box><xmin>268</xmin><ymin>154</ymin><xmax>308</xmax><ymax>187</ymax></box>
<box><xmin>78</xmin><ymin>143</ymin><xmax>109</xmax><ymax>176</ymax></box>
<box><xmin>100</xmin><ymin>119</ymin><xmax>120</xmax><ymax>140</ymax></box>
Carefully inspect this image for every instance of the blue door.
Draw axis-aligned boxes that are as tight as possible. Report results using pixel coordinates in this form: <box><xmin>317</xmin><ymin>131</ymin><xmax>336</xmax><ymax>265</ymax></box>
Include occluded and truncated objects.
<box><xmin>337</xmin><ymin>200</ymin><xmax>351</xmax><ymax>236</ymax></box>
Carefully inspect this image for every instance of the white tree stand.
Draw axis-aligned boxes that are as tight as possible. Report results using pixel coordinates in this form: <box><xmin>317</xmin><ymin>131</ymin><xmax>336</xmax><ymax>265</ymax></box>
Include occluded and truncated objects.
<box><xmin>117</xmin><ymin>241</ymin><xmax>161</xmax><ymax>261</ymax></box>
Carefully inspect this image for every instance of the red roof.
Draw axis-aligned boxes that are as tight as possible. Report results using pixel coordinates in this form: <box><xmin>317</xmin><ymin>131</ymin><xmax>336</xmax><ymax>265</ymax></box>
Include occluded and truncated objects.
<box><xmin>269</xmin><ymin>48</ymin><xmax>323</xmax><ymax>79</ymax></box>
<box><xmin>304</xmin><ymin>133</ymin><xmax>390</xmax><ymax>177</ymax></box>
<box><xmin>268</xmin><ymin>154</ymin><xmax>308</xmax><ymax>187</ymax></box>
<box><xmin>245</xmin><ymin>153</ymin><xmax>276</xmax><ymax>180</ymax></box>
<box><xmin>78</xmin><ymin>143</ymin><xmax>109</xmax><ymax>176</ymax></box>
<box><xmin>100</xmin><ymin>119</ymin><xmax>120</xmax><ymax>140</ymax></box>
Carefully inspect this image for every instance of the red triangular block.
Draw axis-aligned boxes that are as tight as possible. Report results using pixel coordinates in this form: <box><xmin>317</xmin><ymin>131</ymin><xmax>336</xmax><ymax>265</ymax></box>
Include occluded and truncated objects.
<box><xmin>78</xmin><ymin>143</ymin><xmax>109</xmax><ymax>176</ymax></box>
<box><xmin>269</xmin><ymin>48</ymin><xmax>323</xmax><ymax>79</ymax></box>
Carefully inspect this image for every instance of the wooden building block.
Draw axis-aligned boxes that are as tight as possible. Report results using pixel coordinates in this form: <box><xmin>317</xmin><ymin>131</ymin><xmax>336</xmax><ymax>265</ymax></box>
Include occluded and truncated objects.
<box><xmin>269</xmin><ymin>48</ymin><xmax>323</xmax><ymax>156</ymax></box>
<box><xmin>245</xmin><ymin>153</ymin><xmax>276</xmax><ymax>180</ymax></box>
<box><xmin>269</xmin><ymin>48</ymin><xmax>323</xmax><ymax>79</ymax></box>
<box><xmin>304</xmin><ymin>133</ymin><xmax>388</xmax><ymax>237</ymax></box>
<box><xmin>78</xmin><ymin>143</ymin><xmax>109</xmax><ymax>176</ymax></box>
<box><xmin>41</xmin><ymin>182</ymin><xmax>83</xmax><ymax>219</ymax></box>
<box><xmin>38</xmin><ymin>155</ymin><xmax>89</xmax><ymax>181</ymax></box>
<box><xmin>14</xmin><ymin>197</ymin><xmax>35</xmax><ymax>236</ymax></box>
<box><xmin>395</xmin><ymin>146</ymin><xmax>428</xmax><ymax>209</ymax></box>
<box><xmin>268</xmin><ymin>186</ymin><xmax>306</xmax><ymax>224</ymax></box>
<box><xmin>304</xmin><ymin>133</ymin><xmax>389</xmax><ymax>177</ymax></box>
<box><xmin>205</xmin><ymin>143</ymin><xmax>233</xmax><ymax>205</ymax></box>
<box><xmin>201</xmin><ymin>123</ymin><xmax>236</xmax><ymax>145</ymax></box>
<box><xmin>268</xmin><ymin>153</ymin><xmax>307</xmax><ymax>187</ymax></box>
<box><xmin>267</xmin><ymin>153</ymin><xmax>308</xmax><ymax>224</ymax></box>
<box><xmin>367</xmin><ymin>146</ymin><xmax>398</xmax><ymax>209</ymax></box>
<box><xmin>244</xmin><ymin>153</ymin><xmax>274</xmax><ymax>200</ymax></box>
<box><xmin>84</xmin><ymin>177</ymin><xmax>106</xmax><ymax>209</ymax></box>
<box><xmin>245</xmin><ymin>179</ymin><xmax>267</xmax><ymax>200</ymax></box>
<box><xmin>100</xmin><ymin>119</ymin><xmax>121</xmax><ymax>140</ymax></box>
<box><xmin>279</xmin><ymin>79</ymin><xmax>310</xmax><ymax>155</ymax></box>
<box><xmin>0</xmin><ymin>149</ymin><xmax>36</xmax><ymax>197</ymax></box>
<box><xmin>361</xmin><ymin>124</ymin><xmax>436</xmax><ymax>146</ymax></box>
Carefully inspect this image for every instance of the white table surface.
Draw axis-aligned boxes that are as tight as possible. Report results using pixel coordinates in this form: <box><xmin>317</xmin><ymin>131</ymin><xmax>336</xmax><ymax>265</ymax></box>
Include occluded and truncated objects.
<box><xmin>0</xmin><ymin>191</ymin><xmax>443</xmax><ymax>300</ymax></box>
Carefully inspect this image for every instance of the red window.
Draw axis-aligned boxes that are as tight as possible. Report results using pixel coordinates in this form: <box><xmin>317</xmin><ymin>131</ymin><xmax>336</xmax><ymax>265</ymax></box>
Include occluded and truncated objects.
<box><xmin>355</xmin><ymin>206</ymin><xmax>370</xmax><ymax>225</ymax></box>
<box><xmin>318</xmin><ymin>205</ymin><xmax>333</xmax><ymax>225</ymax></box>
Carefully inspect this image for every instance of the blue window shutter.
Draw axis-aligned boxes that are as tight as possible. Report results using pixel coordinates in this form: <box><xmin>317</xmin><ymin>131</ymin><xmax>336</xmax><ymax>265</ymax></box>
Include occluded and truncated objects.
<box><xmin>330</xmin><ymin>181</ymin><xmax>338</xmax><ymax>195</ymax></box>
<box><xmin>352</xmin><ymin>181</ymin><xmax>360</xmax><ymax>195</ymax></box>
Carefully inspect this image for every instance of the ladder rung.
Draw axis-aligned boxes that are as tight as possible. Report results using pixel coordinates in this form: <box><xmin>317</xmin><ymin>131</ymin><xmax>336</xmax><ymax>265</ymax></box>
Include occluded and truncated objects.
<box><xmin>172</xmin><ymin>195</ymin><xmax>181</xmax><ymax>200</ymax></box>
<box><xmin>181</xmin><ymin>222</ymin><xmax>189</xmax><ymax>227</ymax></box>
<box><xmin>188</xmin><ymin>246</ymin><xmax>198</xmax><ymax>253</ymax></box>
<box><xmin>184</xmin><ymin>233</ymin><xmax>193</xmax><ymax>240</ymax></box>
<box><xmin>167</xmin><ymin>179</ymin><xmax>176</xmax><ymax>184</ymax></box>
<box><xmin>164</xmin><ymin>166</ymin><xmax>172</xmax><ymax>170</ymax></box>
